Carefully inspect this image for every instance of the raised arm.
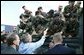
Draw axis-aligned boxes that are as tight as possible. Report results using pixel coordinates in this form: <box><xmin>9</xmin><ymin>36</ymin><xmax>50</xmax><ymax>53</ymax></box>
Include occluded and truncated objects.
<box><xmin>31</xmin><ymin>28</ymin><xmax>49</xmax><ymax>50</ymax></box>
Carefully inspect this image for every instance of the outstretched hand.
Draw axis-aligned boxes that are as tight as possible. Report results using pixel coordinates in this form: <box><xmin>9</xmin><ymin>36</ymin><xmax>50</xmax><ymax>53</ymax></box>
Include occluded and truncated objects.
<box><xmin>60</xmin><ymin>31</ymin><xmax>63</xmax><ymax>34</ymax></box>
<box><xmin>43</xmin><ymin>28</ymin><xmax>48</xmax><ymax>36</ymax></box>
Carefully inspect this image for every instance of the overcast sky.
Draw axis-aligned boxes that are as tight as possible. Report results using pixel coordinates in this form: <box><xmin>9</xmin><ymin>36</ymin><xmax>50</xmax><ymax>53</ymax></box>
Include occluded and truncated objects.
<box><xmin>1</xmin><ymin>1</ymin><xmax>83</xmax><ymax>26</ymax></box>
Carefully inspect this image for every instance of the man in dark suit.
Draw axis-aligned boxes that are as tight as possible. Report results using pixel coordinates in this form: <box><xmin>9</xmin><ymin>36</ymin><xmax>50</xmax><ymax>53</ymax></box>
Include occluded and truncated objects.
<box><xmin>1</xmin><ymin>31</ymin><xmax>9</xmax><ymax>49</ymax></box>
<box><xmin>45</xmin><ymin>32</ymin><xmax>76</xmax><ymax>54</ymax></box>
<box><xmin>1</xmin><ymin>32</ymin><xmax>20</xmax><ymax>54</ymax></box>
<box><xmin>1</xmin><ymin>33</ymin><xmax>7</xmax><ymax>50</ymax></box>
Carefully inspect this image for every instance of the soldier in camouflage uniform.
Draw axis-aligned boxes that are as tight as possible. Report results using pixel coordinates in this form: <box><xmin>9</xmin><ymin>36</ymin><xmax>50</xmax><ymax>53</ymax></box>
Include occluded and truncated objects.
<box><xmin>19</xmin><ymin>6</ymin><xmax>33</xmax><ymax>34</ymax></box>
<box><xmin>33</xmin><ymin>7</ymin><xmax>49</xmax><ymax>34</ymax></box>
<box><xmin>47</xmin><ymin>12</ymin><xmax>64</xmax><ymax>35</ymax></box>
<box><xmin>63</xmin><ymin>1</ymin><xmax>78</xmax><ymax>37</ymax></box>
<box><xmin>63</xmin><ymin>1</ymin><xmax>77</xmax><ymax>21</ymax></box>
<box><xmin>75</xmin><ymin>1</ymin><xmax>82</xmax><ymax>21</ymax></box>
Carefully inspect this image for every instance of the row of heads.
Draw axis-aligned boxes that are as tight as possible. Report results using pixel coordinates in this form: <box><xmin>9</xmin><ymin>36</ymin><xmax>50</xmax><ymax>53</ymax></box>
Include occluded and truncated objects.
<box><xmin>22</xmin><ymin>1</ymin><xmax>81</xmax><ymax>10</ymax></box>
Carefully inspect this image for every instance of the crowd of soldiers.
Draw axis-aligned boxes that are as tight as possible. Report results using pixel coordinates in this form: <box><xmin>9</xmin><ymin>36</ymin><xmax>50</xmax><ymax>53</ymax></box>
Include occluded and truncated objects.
<box><xmin>18</xmin><ymin>1</ymin><xmax>83</xmax><ymax>38</ymax></box>
<box><xmin>1</xmin><ymin>1</ymin><xmax>83</xmax><ymax>54</ymax></box>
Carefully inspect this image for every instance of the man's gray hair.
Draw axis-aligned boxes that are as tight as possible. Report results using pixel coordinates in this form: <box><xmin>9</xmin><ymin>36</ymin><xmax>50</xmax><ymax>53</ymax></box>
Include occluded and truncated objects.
<box><xmin>52</xmin><ymin>32</ymin><xmax>63</xmax><ymax>41</ymax></box>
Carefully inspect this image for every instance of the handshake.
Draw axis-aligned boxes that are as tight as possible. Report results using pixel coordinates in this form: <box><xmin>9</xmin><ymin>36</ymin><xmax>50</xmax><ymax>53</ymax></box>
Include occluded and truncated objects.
<box><xmin>43</xmin><ymin>28</ymin><xmax>49</xmax><ymax>36</ymax></box>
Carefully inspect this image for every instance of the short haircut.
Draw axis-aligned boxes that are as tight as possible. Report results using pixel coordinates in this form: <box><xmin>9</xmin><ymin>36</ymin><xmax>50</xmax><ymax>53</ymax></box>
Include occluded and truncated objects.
<box><xmin>52</xmin><ymin>32</ymin><xmax>63</xmax><ymax>42</ymax></box>
<box><xmin>77</xmin><ymin>1</ymin><xmax>81</xmax><ymax>4</ymax></box>
<box><xmin>6</xmin><ymin>32</ymin><xmax>18</xmax><ymax>46</ymax></box>
<box><xmin>69</xmin><ymin>1</ymin><xmax>75</xmax><ymax>3</ymax></box>
<box><xmin>35</xmin><ymin>11</ymin><xmax>41</xmax><ymax>15</ymax></box>
<box><xmin>22</xmin><ymin>6</ymin><xmax>25</xmax><ymax>8</ymax></box>
<box><xmin>38</xmin><ymin>7</ymin><xmax>42</xmax><ymax>10</ymax></box>
<box><xmin>48</xmin><ymin>9</ymin><xmax>54</xmax><ymax>14</ymax></box>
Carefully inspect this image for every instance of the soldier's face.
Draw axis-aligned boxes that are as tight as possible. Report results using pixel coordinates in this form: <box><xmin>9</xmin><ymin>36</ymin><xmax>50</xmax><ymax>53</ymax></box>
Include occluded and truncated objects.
<box><xmin>59</xmin><ymin>6</ymin><xmax>62</xmax><ymax>10</ymax></box>
<box><xmin>77</xmin><ymin>3</ymin><xmax>81</xmax><ymax>7</ymax></box>
<box><xmin>69</xmin><ymin>2</ymin><xmax>75</xmax><ymax>6</ymax></box>
<box><xmin>39</xmin><ymin>9</ymin><xmax>43</xmax><ymax>12</ymax></box>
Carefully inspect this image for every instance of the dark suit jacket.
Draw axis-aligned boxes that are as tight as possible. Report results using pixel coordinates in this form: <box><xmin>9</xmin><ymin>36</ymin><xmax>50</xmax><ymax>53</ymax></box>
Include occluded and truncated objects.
<box><xmin>1</xmin><ymin>43</ymin><xmax>7</xmax><ymax>50</ymax></box>
<box><xmin>1</xmin><ymin>45</ymin><xmax>19</xmax><ymax>54</ymax></box>
<box><xmin>45</xmin><ymin>44</ymin><xmax>76</xmax><ymax>54</ymax></box>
